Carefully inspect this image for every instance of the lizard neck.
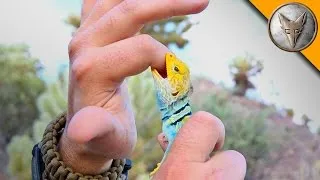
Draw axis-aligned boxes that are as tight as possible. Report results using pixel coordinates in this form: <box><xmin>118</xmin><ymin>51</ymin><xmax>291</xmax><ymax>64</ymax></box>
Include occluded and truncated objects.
<box><xmin>158</xmin><ymin>95</ymin><xmax>191</xmax><ymax>122</ymax></box>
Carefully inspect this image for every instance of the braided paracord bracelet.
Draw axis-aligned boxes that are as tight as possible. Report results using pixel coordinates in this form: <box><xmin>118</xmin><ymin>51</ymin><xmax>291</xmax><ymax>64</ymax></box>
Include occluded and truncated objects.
<box><xmin>39</xmin><ymin>112</ymin><xmax>127</xmax><ymax>180</ymax></box>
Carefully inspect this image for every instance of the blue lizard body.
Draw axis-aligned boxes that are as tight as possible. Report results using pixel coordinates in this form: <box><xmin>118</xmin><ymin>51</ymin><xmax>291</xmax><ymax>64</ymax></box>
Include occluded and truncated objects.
<box><xmin>150</xmin><ymin>52</ymin><xmax>193</xmax><ymax>177</ymax></box>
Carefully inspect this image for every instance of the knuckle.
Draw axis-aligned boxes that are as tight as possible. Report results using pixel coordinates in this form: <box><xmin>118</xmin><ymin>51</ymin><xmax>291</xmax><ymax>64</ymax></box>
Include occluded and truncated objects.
<box><xmin>68</xmin><ymin>37</ymin><xmax>84</xmax><ymax>60</ymax></box>
<box><xmin>192</xmin><ymin>111</ymin><xmax>225</xmax><ymax>133</ymax></box>
<box><xmin>104</xmin><ymin>14</ymin><xmax>117</xmax><ymax>28</ymax></box>
<box><xmin>137</xmin><ymin>34</ymin><xmax>157</xmax><ymax>50</ymax></box>
<box><xmin>195</xmin><ymin>0</ymin><xmax>209</xmax><ymax>12</ymax></box>
<box><xmin>138</xmin><ymin>34</ymin><xmax>154</xmax><ymax>44</ymax></box>
<box><xmin>228</xmin><ymin>150</ymin><xmax>246</xmax><ymax>163</ymax></box>
<box><xmin>190</xmin><ymin>0</ymin><xmax>210</xmax><ymax>13</ymax></box>
<box><xmin>168</xmin><ymin>6</ymin><xmax>178</xmax><ymax>17</ymax></box>
<box><xmin>118</xmin><ymin>0</ymin><xmax>137</xmax><ymax>15</ymax></box>
<box><xmin>223</xmin><ymin>150</ymin><xmax>247</xmax><ymax>174</ymax></box>
<box><xmin>71</xmin><ymin>56</ymin><xmax>92</xmax><ymax>82</ymax></box>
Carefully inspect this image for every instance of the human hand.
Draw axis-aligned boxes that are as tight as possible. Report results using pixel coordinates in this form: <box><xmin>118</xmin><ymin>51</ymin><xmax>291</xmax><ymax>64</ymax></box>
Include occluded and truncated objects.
<box><xmin>59</xmin><ymin>0</ymin><xmax>210</xmax><ymax>175</ymax></box>
<box><xmin>153</xmin><ymin>112</ymin><xmax>246</xmax><ymax>180</ymax></box>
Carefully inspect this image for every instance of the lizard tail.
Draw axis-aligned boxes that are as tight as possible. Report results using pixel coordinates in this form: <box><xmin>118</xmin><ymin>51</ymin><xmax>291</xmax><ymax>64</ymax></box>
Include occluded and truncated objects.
<box><xmin>149</xmin><ymin>143</ymin><xmax>171</xmax><ymax>178</ymax></box>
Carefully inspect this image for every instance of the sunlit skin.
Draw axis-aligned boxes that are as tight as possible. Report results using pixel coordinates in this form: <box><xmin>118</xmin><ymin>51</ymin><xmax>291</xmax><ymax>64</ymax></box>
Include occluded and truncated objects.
<box><xmin>57</xmin><ymin>0</ymin><xmax>246</xmax><ymax>179</ymax></box>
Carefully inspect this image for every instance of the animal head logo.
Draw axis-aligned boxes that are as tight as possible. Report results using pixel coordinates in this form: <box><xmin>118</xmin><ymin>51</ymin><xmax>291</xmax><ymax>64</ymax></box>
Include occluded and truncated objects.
<box><xmin>278</xmin><ymin>12</ymin><xmax>307</xmax><ymax>48</ymax></box>
<box><xmin>268</xmin><ymin>3</ymin><xmax>317</xmax><ymax>52</ymax></box>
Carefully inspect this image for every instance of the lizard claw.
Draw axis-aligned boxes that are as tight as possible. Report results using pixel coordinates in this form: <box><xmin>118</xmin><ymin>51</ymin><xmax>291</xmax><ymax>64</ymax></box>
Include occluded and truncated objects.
<box><xmin>149</xmin><ymin>163</ymin><xmax>161</xmax><ymax>178</ymax></box>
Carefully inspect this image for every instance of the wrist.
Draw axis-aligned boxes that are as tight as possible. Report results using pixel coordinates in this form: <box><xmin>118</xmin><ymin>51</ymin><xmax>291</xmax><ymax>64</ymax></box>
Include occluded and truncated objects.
<box><xmin>58</xmin><ymin>133</ymin><xmax>113</xmax><ymax>175</ymax></box>
<box><xmin>37</xmin><ymin>112</ymin><xmax>129</xmax><ymax>179</ymax></box>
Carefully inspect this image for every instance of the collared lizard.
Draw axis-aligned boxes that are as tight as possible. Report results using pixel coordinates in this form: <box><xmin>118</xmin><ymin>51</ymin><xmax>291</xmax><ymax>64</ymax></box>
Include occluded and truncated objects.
<box><xmin>149</xmin><ymin>52</ymin><xmax>193</xmax><ymax>177</ymax></box>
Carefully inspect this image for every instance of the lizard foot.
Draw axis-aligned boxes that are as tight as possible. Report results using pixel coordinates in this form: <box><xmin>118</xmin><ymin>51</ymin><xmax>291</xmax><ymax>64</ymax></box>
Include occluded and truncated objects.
<box><xmin>149</xmin><ymin>163</ymin><xmax>161</xmax><ymax>178</ymax></box>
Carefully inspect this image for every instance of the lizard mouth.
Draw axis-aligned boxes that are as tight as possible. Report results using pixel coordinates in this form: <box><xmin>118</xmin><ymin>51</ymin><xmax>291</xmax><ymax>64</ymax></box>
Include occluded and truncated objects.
<box><xmin>152</xmin><ymin>67</ymin><xmax>176</xmax><ymax>96</ymax></box>
<box><xmin>151</xmin><ymin>67</ymin><xmax>167</xmax><ymax>80</ymax></box>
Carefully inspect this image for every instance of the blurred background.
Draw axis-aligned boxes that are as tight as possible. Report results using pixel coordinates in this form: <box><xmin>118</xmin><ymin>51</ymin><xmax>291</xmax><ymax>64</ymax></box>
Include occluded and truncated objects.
<box><xmin>0</xmin><ymin>0</ymin><xmax>319</xmax><ymax>179</ymax></box>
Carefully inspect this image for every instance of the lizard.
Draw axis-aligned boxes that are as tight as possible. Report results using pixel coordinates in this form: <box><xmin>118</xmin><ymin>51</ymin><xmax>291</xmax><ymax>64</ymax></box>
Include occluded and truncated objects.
<box><xmin>149</xmin><ymin>52</ymin><xmax>193</xmax><ymax>177</ymax></box>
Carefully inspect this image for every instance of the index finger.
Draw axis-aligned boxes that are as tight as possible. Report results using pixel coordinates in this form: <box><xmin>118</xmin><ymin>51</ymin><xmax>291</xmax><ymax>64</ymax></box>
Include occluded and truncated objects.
<box><xmin>88</xmin><ymin>0</ymin><xmax>210</xmax><ymax>46</ymax></box>
<box><xmin>81</xmin><ymin>0</ymin><xmax>98</xmax><ymax>24</ymax></box>
<box><xmin>167</xmin><ymin>111</ymin><xmax>225</xmax><ymax>162</ymax></box>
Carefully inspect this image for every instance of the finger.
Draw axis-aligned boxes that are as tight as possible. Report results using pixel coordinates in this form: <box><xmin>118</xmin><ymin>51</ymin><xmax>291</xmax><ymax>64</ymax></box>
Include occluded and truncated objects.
<box><xmin>72</xmin><ymin>34</ymin><xmax>168</xmax><ymax>83</ymax></box>
<box><xmin>157</xmin><ymin>132</ymin><xmax>169</xmax><ymax>151</ymax></box>
<box><xmin>81</xmin><ymin>0</ymin><xmax>123</xmax><ymax>28</ymax></box>
<box><xmin>167</xmin><ymin>111</ymin><xmax>225</xmax><ymax>162</ymax></box>
<box><xmin>88</xmin><ymin>0</ymin><xmax>210</xmax><ymax>46</ymax></box>
<box><xmin>81</xmin><ymin>0</ymin><xmax>98</xmax><ymax>24</ymax></box>
<box><xmin>205</xmin><ymin>150</ymin><xmax>246</xmax><ymax>180</ymax></box>
<box><xmin>66</xmin><ymin>106</ymin><xmax>135</xmax><ymax>158</ymax></box>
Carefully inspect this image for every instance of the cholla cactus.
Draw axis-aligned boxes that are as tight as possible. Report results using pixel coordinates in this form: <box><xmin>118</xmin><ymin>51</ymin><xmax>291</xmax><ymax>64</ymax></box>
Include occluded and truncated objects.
<box><xmin>229</xmin><ymin>53</ymin><xmax>263</xmax><ymax>96</ymax></box>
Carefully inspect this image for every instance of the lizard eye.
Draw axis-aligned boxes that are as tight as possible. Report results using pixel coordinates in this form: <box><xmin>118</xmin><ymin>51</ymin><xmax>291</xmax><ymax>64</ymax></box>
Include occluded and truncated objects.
<box><xmin>174</xmin><ymin>66</ymin><xmax>179</xmax><ymax>72</ymax></box>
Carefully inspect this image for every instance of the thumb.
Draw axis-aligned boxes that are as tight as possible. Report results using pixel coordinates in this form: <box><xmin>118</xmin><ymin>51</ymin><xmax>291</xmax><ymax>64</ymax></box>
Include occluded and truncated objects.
<box><xmin>66</xmin><ymin>106</ymin><xmax>130</xmax><ymax>158</ymax></box>
<box><xmin>167</xmin><ymin>111</ymin><xmax>225</xmax><ymax>162</ymax></box>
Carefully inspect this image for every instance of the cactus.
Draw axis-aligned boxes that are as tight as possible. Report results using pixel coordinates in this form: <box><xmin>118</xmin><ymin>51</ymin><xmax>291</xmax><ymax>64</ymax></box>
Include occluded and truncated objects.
<box><xmin>229</xmin><ymin>53</ymin><xmax>263</xmax><ymax>96</ymax></box>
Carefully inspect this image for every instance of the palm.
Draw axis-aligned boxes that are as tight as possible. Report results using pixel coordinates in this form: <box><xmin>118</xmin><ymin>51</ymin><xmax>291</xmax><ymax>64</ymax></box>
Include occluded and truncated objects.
<box><xmin>67</xmin><ymin>75</ymin><xmax>137</xmax><ymax>158</ymax></box>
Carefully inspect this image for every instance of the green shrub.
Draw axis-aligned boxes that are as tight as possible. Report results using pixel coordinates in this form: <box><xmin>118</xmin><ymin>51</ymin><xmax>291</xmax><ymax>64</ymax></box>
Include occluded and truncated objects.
<box><xmin>6</xmin><ymin>135</ymin><xmax>33</xmax><ymax>180</ymax></box>
<box><xmin>6</xmin><ymin>70</ymin><xmax>67</xmax><ymax>180</ymax></box>
<box><xmin>127</xmin><ymin>71</ymin><xmax>163</xmax><ymax>179</ymax></box>
<box><xmin>195</xmin><ymin>92</ymin><xmax>272</xmax><ymax>179</ymax></box>
<box><xmin>0</xmin><ymin>44</ymin><xmax>45</xmax><ymax>142</ymax></box>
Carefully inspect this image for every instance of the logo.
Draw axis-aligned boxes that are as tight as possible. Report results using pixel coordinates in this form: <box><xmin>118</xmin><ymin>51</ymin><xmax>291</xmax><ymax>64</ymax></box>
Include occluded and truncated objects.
<box><xmin>268</xmin><ymin>2</ymin><xmax>317</xmax><ymax>52</ymax></box>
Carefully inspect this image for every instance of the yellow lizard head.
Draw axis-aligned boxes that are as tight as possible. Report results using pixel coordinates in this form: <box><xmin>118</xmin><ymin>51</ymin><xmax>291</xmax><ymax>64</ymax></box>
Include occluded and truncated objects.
<box><xmin>151</xmin><ymin>52</ymin><xmax>192</xmax><ymax>105</ymax></box>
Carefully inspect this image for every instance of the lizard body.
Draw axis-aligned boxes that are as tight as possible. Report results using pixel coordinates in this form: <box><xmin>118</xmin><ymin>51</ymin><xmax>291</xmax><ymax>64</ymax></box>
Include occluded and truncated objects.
<box><xmin>149</xmin><ymin>52</ymin><xmax>193</xmax><ymax>177</ymax></box>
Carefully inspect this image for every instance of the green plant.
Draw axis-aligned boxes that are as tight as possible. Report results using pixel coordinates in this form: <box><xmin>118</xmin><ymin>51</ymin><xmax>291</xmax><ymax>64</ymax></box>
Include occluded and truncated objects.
<box><xmin>0</xmin><ymin>44</ymin><xmax>45</xmax><ymax>142</ymax></box>
<box><xmin>127</xmin><ymin>71</ymin><xmax>163</xmax><ymax>179</ymax></box>
<box><xmin>229</xmin><ymin>53</ymin><xmax>263</xmax><ymax>97</ymax></box>
<box><xmin>6</xmin><ymin>70</ymin><xmax>68</xmax><ymax>180</ymax></box>
<box><xmin>6</xmin><ymin>135</ymin><xmax>34</xmax><ymax>180</ymax></box>
<box><xmin>196</xmin><ymin>92</ymin><xmax>272</xmax><ymax>179</ymax></box>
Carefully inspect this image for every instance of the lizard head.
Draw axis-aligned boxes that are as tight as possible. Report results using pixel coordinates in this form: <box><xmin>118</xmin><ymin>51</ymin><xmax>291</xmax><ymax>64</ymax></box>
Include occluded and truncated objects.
<box><xmin>151</xmin><ymin>52</ymin><xmax>192</xmax><ymax>106</ymax></box>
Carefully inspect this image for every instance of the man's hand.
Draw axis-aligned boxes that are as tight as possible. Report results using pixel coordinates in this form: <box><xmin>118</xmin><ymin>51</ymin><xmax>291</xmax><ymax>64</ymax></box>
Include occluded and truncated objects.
<box><xmin>60</xmin><ymin>0</ymin><xmax>210</xmax><ymax>175</ymax></box>
<box><xmin>154</xmin><ymin>112</ymin><xmax>246</xmax><ymax>180</ymax></box>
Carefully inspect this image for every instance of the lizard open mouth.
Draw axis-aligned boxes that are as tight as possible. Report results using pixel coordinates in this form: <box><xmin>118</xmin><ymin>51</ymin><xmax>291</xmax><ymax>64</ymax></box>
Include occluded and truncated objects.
<box><xmin>151</xmin><ymin>67</ymin><xmax>167</xmax><ymax>80</ymax></box>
